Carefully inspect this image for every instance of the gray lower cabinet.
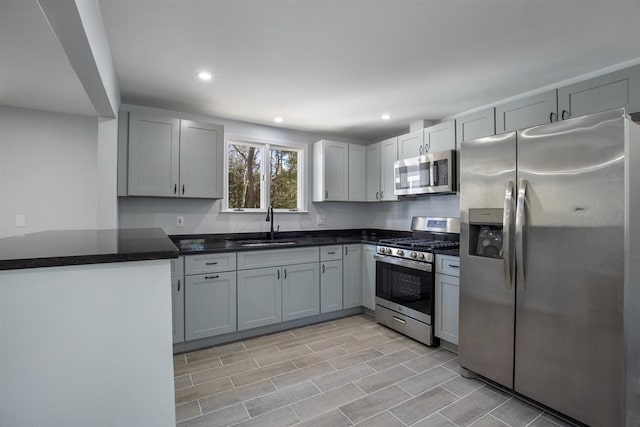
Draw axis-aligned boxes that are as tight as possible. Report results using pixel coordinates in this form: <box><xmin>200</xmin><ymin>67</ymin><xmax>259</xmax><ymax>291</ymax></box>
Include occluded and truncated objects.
<box><xmin>558</xmin><ymin>65</ymin><xmax>640</xmax><ymax>119</ymax></box>
<box><xmin>185</xmin><ymin>272</ymin><xmax>237</xmax><ymax>341</ymax></box>
<box><xmin>434</xmin><ymin>255</ymin><xmax>460</xmax><ymax>345</ymax></box>
<box><xmin>237</xmin><ymin>267</ymin><xmax>282</xmax><ymax>330</ymax></box>
<box><xmin>343</xmin><ymin>245</ymin><xmax>362</xmax><ymax>309</ymax></box>
<box><xmin>495</xmin><ymin>89</ymin><xmax>558</xmax><ymax>133</ymax></box>
<box><xmin>172</xmin><ymin>276</ymin><xmax>185</xmax><ymax>343</ymax></box>
<box><xmin>321</xmin><ymin>260</ymin><xmax>343</xmax><ymax>313</ymax></box>
<box><xmin>362</xmin><ymin>244</ymin><xmax>377</xmax><ymax>310</ymax></box>
<box><xmin>282</xmin><ymin>262</ymin><xmax>320</xmax><ymax>321</ymax></box>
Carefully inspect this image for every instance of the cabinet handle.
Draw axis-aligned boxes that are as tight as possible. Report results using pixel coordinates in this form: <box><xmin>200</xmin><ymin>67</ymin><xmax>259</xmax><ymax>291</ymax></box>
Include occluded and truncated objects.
<box><xmin>393</xmin><ymin>316</ymin><xmax>406</xmax><ymax>324</ymax></box>
<box><xmin>419</xmin><ymin>146</ymin><xmax>423</xmax><ymax>155</ymax></box>
<box><xmin>561</xmin><ymin>110</ymin><xmax>569</xmax><ymax>120</ymax></box>
<box><xmin>174</xmin><ymin>184</ymin><xmax>177</xmax><ymax>194</ymax></box>
<box><xmin>549</xmin><ymin>112</ymin><xmax>557</xmax><ymax>122</ymax></box>
<box><xmin>448</xmin><ymin>264</ymin><xmax>460</xmax><ymax>269</ymax></box>
<box><xmin>182</xmin><ymin>184</ymin><xmax>185</xmax><ymax>195</ymax></box>
<box><xmin>325</xmin><ymin>190</ymin><xmax>328</xmax><ymax>199</ymax></box>
<box><xmin>204</xmin><ymin>275</ymin><xmax>219</xmax><ymax>280</ymax></box>
<box><xmin>177</xmin><ymin>279</ymin><xmax>180</xmax><ymax>292</ymax></box>
<box><xmin>380</xmin><ymin>190</ymin><xmax>384</xmax><ymax>199</ymax></box>
<box><xmin>277</xmin><ymin>269</ymin><xmax>280</xmax><ymax>280</ymax></box>
<box><xmin>375</xmin><ymin>191</ymin><xmax>379</xmax><ymax>200</ymax></box>
<box><xmin>328</xmin><ymin>251</ymin><xmax>336</xmax><ymax>255</ymax></box>
<box><xmin>205</xmin><ymin>262</ymin><xmax>218</xmax><ymax>265</ymax></box>
<box><xmin>424</xmin><ymin>142</ymin><xmax>430</xmax><ymax>153</ymax></box>
<box><xmin>345</xmin><ymin>247</ymin><xmax>348</xmax><ymax>256</ymax></box>
<box><xmin>284</xmin><ymin>269</ymin><xmax>287</xmax><ymax>279</ymax></box>
<box><xmin>322</xmin><ymin>264</ymin><xmax>325</xmax><ymax>274</ymax></box>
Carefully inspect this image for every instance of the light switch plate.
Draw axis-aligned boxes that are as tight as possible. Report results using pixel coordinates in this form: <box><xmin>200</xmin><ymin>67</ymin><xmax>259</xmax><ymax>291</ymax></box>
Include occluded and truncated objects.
<box><xmin>16</xmin><ymin>214</ymin><xmax>26</xmax><ymax>228</ymax></box>
<box><xmin>316</xmin><ymin>215</ymin><xmax>325</xmax><ymax>225</ymax></box>
<box><xmin>176</xmin><ymin>216</ymin><xmax>184</xmax><ymax>227</ymax></box>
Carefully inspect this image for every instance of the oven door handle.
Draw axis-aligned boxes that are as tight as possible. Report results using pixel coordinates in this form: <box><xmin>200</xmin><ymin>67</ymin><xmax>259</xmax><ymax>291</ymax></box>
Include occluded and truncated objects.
<box><xmin>374</xmin><ymin>254</ymin><xmax>432</xmax><ymax>272</ymax></box>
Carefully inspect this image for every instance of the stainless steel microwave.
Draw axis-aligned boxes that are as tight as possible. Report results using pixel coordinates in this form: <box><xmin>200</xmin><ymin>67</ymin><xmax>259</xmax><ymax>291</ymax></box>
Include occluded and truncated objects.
<box><xmin>394</xmin><ymin>150</ymin><xmax>456</xmax><ymax>196</ymax></box>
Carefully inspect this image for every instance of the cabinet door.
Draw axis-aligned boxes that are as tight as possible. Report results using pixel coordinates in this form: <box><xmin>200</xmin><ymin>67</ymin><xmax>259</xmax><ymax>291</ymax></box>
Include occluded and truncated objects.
<box><xmin>365</xmin><ymin>143</ymin><xmax>381</xmax><ymax>202</ymax></box>
<box><xmin>237</xmin><ymin>268</ymin><xmax>282</xmax><ymax>330</ymax></box>
<box><xmin>342</xmin><ymin>245</ymin><xmax>362</xmax><ymax>309</ymax></box>
<box><xmin>435</xmin><ymin>273</ymin><xmax>459</xmax><ymax>345</ymax></box>
<box><xmin>380</xmin><ymin>137</ymin><xmax>398</xmax><ymax>201</ymax></box>
<box><xmin>323</xmin><ymin>140</ymin><xmax>349</xmax><ymax>201</ymax></box>
<box><xmin>128</xmin><ymin>112</ymin><xmax>180</xmax><ymax>197</ymax></box>
<box><xmin>496</xmin><ymin>90</ymin><xmax>558</xmax><ymax>133</ymax></box>
<box><xmin>171</xmin><ymin>256</ymin><xmax>184</xmax><ymax>277</ymax></box>
<box><xmin>348</xmin><ymin>144</ymin><xmax>366</xmax><ymax>201</ymax></box>
<box><xmin>425</xmin><ymin>120</ymin><xmax>455</xmax><ymax>153</ymax></box>
<box><xmin>455</xmin><ymin>108</ymin><xmax>496</xmax><ymax>144</ymax></box>
<box><xmin>282</xmin><ymin>262</ymin><xmax>320</xmax><ymax>321</ymax></box>
<box><xmin>362</xmin><ymin>245</ymin><xmax>377</xmax><ymax>310</ymax></box>
<box><xmin>172</xmin><ymin>277</ymin><xmax>185</xmax><ymax>343</ymax></box>
<box><xmin>558</xmin><ymin>65</ymin><xmax>640</xmax><ymax>119</ymax></box>
<box><xmin>185</xmin><ymin>272</ymin><xmax>236</xmax><ymax>341</ymax></box>
<box><xmin>397</xmin><ymin>129</ymin><xmax>424</xmax><ymax>160</ymax></box>
<box><xmin>179</xmin><ymin>120</ymin><xmax>224</xmax><ymax>198</ymax></box>
<box><xmin>320</xmin><ymin>260</ymin><xmax>343</xmax><ymax>313</ymax></box>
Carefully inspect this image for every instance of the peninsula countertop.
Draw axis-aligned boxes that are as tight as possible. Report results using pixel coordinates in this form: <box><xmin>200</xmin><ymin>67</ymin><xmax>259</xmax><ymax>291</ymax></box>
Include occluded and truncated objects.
<box><xmin>0</xmin><ymin>228</ymin><xmax>178</xmax><ymax>271</ymax></box>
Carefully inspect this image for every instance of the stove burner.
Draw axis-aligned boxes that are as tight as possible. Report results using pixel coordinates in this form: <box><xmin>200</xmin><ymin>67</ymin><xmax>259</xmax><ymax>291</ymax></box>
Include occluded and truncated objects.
<box><xmin>378</xmin><ymin>237</ymin><xmax>459</xmax><ymax>251</ymax></box>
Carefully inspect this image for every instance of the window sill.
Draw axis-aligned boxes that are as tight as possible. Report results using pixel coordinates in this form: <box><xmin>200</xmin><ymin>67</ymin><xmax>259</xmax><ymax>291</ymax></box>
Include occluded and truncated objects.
<box><xmin>220</xmin><ymin>209</ymin><xmax>309</xmax><ymax>214</ymax></box>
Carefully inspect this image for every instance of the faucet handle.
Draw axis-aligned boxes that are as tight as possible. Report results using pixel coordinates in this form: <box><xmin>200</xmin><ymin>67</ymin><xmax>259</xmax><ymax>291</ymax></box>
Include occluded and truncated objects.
<box><xmin>276</xmin><ymin>225</ymin><xmax>280</xmax><ymax>233</ymax></box>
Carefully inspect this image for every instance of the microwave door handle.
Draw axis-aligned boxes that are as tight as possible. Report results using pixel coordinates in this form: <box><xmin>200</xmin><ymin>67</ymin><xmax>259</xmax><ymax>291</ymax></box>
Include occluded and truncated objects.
<box><xmin>429</xmin><ymin>161</ymin><xmax>434</xmax><ymax>187</ymax></box>
<box><xmin>515</xmin><ymin>179</ymin><xmax>528</xmax><ymax>290</ymax></box>
<box><xmin>503</xmin><ymin>180</ymin><xmax>515</xmax><ymax>289</ymax></box>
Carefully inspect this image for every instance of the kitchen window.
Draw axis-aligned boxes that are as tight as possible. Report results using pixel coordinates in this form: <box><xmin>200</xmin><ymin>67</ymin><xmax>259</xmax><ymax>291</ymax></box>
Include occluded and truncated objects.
<box><xmin>224</xmin><ymin>139</ymin><xmax>306</xmax><ymax>212</ymax></box>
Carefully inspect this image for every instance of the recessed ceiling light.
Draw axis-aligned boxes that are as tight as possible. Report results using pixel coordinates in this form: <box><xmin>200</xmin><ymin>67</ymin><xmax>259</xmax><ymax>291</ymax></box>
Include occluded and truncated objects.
<box><xmin>197</xmin><ymin>71</ymin><xmax>212</xmax><ymax>81</ymax></box>
<box><xmin>274</xmin><ymin>117</ymin><xmax>284</xmax><ymax>123</ymax></box>
<box><xmin>381</xmin><ymin>113</ymin><xmax>392</xmax><ymax>120</ymax></box>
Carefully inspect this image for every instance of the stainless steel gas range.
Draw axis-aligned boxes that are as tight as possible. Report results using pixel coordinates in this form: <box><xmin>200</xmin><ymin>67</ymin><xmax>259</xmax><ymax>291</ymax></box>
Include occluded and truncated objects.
<box><xmin>375</xmin><ymin>216</ymin><xmax>459</xmax><ymax>346</ymax></box>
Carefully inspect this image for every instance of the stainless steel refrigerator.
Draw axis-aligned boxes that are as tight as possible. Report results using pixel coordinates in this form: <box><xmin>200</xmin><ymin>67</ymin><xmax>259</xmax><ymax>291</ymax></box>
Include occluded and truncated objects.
<box><xmin>459</xmin><ymin>108</ymin><xmax>640</xmax><ymax>426</ymax></box>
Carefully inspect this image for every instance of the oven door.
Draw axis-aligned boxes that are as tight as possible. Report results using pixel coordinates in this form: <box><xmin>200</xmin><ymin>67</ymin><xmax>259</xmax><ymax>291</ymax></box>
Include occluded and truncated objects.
<box><xmin>375</xmin><ymin>256</ymin><xmax>434</xmax><ymax>325</ymax></box>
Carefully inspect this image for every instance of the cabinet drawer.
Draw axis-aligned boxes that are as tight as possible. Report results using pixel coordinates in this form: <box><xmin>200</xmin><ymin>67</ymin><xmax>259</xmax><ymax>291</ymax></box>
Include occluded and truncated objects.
<box><xmin>320</xmin><ymin>245</ymin><xmax>342</xmax><ymax>261</ymax></box>
<box><xmin>185</xmin><ymin>253</ymin><xmax>237</xmax><ymax>275</ymax></box>
<box><xmin>237</xmin><ymin>246</ymin><xmax>320</xmax><ymax>270</ymax></box>
<box><xmin>437</xmin><ymin>255</ymin><xmax>460</xmax><ymax>277</ymax></box>
<box><xmin>171</xmin><ymin>256</ymin><xmax>184</xmax><ymax>277</ymax></box>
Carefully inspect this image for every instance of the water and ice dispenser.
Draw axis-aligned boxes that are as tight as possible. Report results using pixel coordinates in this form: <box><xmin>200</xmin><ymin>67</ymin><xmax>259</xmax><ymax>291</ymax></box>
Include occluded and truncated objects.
<box><xmin>468</xmin><ymin>208</ymin><xmax>504</xmax><ymax>259</ymax></box>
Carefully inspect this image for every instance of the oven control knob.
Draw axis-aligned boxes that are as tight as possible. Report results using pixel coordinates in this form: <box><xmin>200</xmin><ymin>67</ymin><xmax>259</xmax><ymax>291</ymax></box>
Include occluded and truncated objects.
<box><xmin>418</xmin><ymin>253</ymin><xmax>425</xmax><ymax>260</ymax></box>
<box><xmin>378</xmin><ymin>247</ymin><xmax>384</xmax><ymax>253</ymax></box>
<box><xmin>385</xmin><ymin>248</ymin><xmax>392</xmax><ymax>255</ymax></box>
<box><xmin>397</xmin><ymin>249</ymin><xmax>404</xmax><ymax>256</ymax></box>
<box><xmin>410</xmin><ymin>252</ymin><xmax>417</xmax><ymax>258</ymax></box>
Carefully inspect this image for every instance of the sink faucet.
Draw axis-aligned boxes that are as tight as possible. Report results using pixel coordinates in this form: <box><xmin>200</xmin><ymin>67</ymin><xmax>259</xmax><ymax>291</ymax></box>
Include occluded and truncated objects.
<box><xmin>265</xmin><ymin>206</ymin><xmax>275</xmax><ymax>240</ymax></box>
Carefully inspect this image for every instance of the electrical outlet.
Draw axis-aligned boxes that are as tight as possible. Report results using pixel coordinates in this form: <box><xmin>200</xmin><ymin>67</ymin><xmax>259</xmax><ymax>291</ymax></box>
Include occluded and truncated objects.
<box><xmin>16</xmin><ymin>214</ymin><xmax>26</xmax><ymax>228</ymax></box>
<box><xmin>176</xmin><ymin>216</ymin><xmax>184</xmax><ymax>227</ymax></box>
<box><xmin>316</xmin><ymin>215</ymin><xmax>325</xmax><ymax>225</ymax></box>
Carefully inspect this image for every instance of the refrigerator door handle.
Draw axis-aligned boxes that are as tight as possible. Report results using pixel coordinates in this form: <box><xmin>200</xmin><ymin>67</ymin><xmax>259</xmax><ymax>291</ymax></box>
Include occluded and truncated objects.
<box><xmin>503</xmin><ymin>180</ymin><xmax>515</xmax><ymax>289</ymax></box>
<box><xmin>516</xmin><ymin>179</ymin><xmax>528</xmax><ymax>290</ymax></box>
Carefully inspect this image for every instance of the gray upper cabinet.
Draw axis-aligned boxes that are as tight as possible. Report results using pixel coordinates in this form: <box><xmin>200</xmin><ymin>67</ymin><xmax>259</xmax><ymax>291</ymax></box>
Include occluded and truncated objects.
<box><xmin>380</xmin><ymin>137</ymin><xmax>398</xmax><ymax>201</ymax></box>
<box><xmin>397</xmin><ymin>129</ymin><xmax>424</xmax><ymax>160</ymax></box>
<box><xmin>321</xmin><ymin>260</ymin><xmax>343</xmax><ymax>313</ymax></box>
<box><xmin>128</xmin><ymin>113</ymin><xmax>180</xmax><ymax>197</ymax></box>
<box><xmin>558</xmin><ymin>65</ymin><xmax>640</xmax><ymax>119</ymax></box>
<box><xmin>179</xmin><ymin>120</ymin><xmax>224</xmax><ymax>198</ymax></box>
<box><xmin>496</xmin><ymin>90</ymin><xmax>558</xmax><ymax>133</ymax></box>
<box><xmin>365</xmin><ymin>142</ymin><xmax>381</xmax><ymax>202</ymax></box>
<box><xmin>313</xmin><ymin>140</ymin><xmax>349</xmax><ymax>202</ymax></box>
<box><xmin>185</xmin><ymin>272</ymin><xmax>237</xmax><ymax>341</ymax></box>
<box><xmin>237</xmin><ymin>267</ymin><xmax>282</xmax><ymax>331</ymax></box>
<box><xmin>425</xmin><ymin>120</ymin><xmax>456</xmax><ymax>153</ymax></box>
<box><xmin>123</xmin><ymin>112</ymin><xmax>224</xmax><ymax>198</ymax></box>
<box><xmin>348</xmin><ymin>144</ymin><xmax>366</xmax><ymax>202</ymax></box>
<box><xmin>282</xmin><ymin>262</ymin><xmax>320</xmax><ymax>322</ymax></box>
<box><xmin>456</xmin><ymin>108</ymin><xmax>496</xmax><ymax>144</ymax></box>
<box><xmin>342</xmin><ymin>245</ymin><xmax>362</xmax><ymax>309</ymax></box>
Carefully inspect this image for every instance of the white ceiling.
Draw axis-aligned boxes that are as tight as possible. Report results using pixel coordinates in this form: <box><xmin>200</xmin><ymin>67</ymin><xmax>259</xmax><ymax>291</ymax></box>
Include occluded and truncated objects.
<box><xmin>2</xmin><ymin>1</ymin><xmax>640</xmax><ymax>140</ymax></box>
<box><xmin>0</xmin><ymin>0</ymin><xmax>96</xmax><ymax>117</ymax></box>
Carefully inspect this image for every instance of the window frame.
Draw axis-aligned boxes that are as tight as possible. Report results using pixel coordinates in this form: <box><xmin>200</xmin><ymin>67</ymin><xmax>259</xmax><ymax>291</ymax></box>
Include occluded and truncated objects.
<box><xmin>222</xmin><ymin>136</ymin><xmax>307</xmax><ymax>213</ymax></box>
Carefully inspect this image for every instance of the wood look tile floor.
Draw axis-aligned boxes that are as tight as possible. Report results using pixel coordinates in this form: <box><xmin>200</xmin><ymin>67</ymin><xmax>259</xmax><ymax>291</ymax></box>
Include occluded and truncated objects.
<box><xmin>174</xmin><ymin>314</ymin><xmax>572</xmax><ymax>427</ymax></box>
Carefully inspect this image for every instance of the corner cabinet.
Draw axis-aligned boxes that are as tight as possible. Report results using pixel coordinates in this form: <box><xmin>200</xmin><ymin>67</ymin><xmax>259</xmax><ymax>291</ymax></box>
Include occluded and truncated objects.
<box><xmin>434</xmin><ymin>255</ymin><xmax>460</xmax><ymax>345</ymax></box>
<box><xmin>119</xmin><ymin>112</ymin><xmax>224</xmax><ymax>198</ymax></box>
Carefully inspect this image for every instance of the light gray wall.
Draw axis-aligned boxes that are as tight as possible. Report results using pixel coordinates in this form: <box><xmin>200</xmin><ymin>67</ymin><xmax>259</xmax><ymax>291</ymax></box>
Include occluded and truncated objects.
<box><xmin>0</xmin><ymin>106</ymin><xmax>99</xmax><ymax>237</ymax></box>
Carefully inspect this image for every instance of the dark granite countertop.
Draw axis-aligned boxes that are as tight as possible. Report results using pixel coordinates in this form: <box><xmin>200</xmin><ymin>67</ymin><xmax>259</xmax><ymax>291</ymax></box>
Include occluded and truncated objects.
<box><xmin>171</xmin><ymin>229</ymin><xmax>411</xmax><ymax>255</ymax></box>
<box><xmin>0</xmin><ymin>228</ymin><xmax>178</xmax><ymax>271</ymax></box>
